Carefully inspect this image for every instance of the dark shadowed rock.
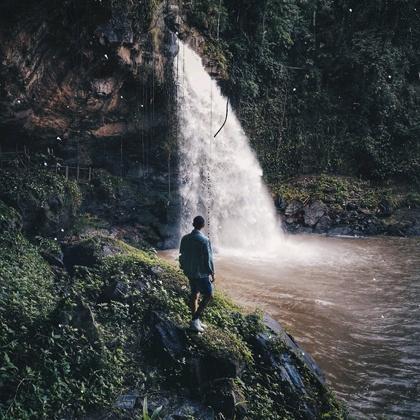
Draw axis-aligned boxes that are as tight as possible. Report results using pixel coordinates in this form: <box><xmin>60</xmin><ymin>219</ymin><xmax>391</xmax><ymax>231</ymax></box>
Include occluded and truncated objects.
<box><xmin>0</xmin><ymin>200</ymin><xmax>22</xmax><ymax>232</ymax></box>
<box><xmin>263</xmin><ymin>314</ymin><xmax>325</xmax><ymax>385</ymax></box>
<box><xmin>143</xmin><ymin>392</ymin><xmax>215</xmax><ymax>420</ymax></box>
<box><xmin>285</xmin><ymin>200</ymin><xmax>304</xmax><ymax>218</ymax></box>
<box><xmin>97</xmin><ymin>280</ymin><xmax>129</xmax><ymax>304</ymax></box>
<box><xmin>114</xmin><ymin>392</ymin><xmax>139</xmax><ymax>410</ymax></box>
<box><xmin>377</xmin><ymin>199</ymin><xmax>393</xmax><ymax>217</ymax></box>
<box><xmin>295</xmin><ymin>226</ymin><xmax>314</xmax><ymax>234</ymax></box>
<box><xmin>304</xmin><ymin>200</ymin><xmax>327</xmax><ymax>227</ymax></box>
<box><xmin>205</xmin><ymin>378</ymin><xmax>247</xmax><ymax>419</ymax></box>
<box><xmin>327</xmin><ymin>226</ymin><xmax>355</xmax><ymax>236</ymax></box>
<box><xmin>275</xmin><ymin>195</ymin><xmax>287</xmax><ymax>211</ymax></box>
<box><xmin>189</xmin><ymin>351</ymin><xmax>245</xmax><ymax>389</ymax></box>
<box><xmin>40</xmin><ymin>249</ymin><xmax>64</xmax><ymax>268</ymax></box>
<box><xmin>57</xmin><ymin>297</ymin><xmax>102</xmax><ymax>346</ymax></box>
<box><xmin>62</xmin><ymin>237</ymin><xmax>122</xmax><ymax>273</ymax></box>
<box><xmin>315</xmin><ymin>215</ymin><xmax>332</xmax><ymax>232</ymax></box>
<box><xmin>150</xmin><ymin>312</ymin><xmax>188</xmax><ymax>363</ymax></box>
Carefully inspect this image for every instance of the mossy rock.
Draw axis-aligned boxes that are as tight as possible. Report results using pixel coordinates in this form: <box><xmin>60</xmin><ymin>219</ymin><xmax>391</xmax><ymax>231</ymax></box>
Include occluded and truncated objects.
<box><xmin>0</xmin><ymin>232</ymin><xmax>56</xmax><ymax>327</ymax></box>
<box><xmin>1</xmin><ymin>233</ymin><xmax>346</xmax><ymax>419</ymax></box>
<box><xmin>0</xmin><ymin>199</ymin><xmax>22</xmax><ymax>232</ymax></box>
<box><xmin>0</xmin><ymin>168</ymin><xmax>81</xmax><ymax>237</ymax></box>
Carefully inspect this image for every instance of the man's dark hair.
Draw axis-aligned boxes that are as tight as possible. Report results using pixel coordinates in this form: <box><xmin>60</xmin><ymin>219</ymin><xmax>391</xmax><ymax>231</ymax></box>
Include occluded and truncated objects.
<box><xmin>193</xmin><ymin>215</ymin><xmax>205</xmax><ymax>229</ymax></box>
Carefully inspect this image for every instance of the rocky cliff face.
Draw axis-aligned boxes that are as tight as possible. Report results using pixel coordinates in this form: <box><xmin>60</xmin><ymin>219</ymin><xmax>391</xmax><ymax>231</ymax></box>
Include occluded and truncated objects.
<box><xmin>0</xmin><ymin>0</ymin><xmax>177</xmax><ymax>174</ymax></box>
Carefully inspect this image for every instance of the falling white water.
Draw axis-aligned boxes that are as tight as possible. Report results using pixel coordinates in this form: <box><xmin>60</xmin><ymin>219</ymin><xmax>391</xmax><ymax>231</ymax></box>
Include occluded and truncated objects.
<box><xmin>174</xmin><ymin>41</ymin><xmax>284</xmax><ymax>253</ymax></box>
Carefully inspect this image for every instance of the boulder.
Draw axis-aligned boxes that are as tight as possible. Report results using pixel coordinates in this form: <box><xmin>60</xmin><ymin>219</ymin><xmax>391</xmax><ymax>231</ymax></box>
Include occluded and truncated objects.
<box><xmin>40</xmin><ymin>249</ymin><xmax>65</xmax><ymax>268</ymax></box>
<box><xmin>205</xmin><ymin>378</ymin><xmax>247</xmax><ymax>419</ymax></box>
<box><xmin>57</xmin><ymin>297</ymin><xmax>102</xmax><ymax>346</ymax></box>
<box><xmin>327</xmin><ymin>226</ymin><xmax>354</xmax><ymax>236</ymax></box>
<box><xmin>314</xmin><ymin>215</ymin><xmax>332</xmax><ymax>233</ymax></box>
<box><xmin>294</xmin><ymin>226</ymin><xmax>314</xmax><ymax>234</ymax></box>
<box><xmin>62</xmin><ymin>237</ymin><xmax>122</xmax><ymax>274</ymax></box>
<box><xmin>262</xmin><ymin>314</ymin><xmax>325</xmax><ymax>386</ymax></box>
<box><xmin>189</xmin><ymin>351</ymin><xmax>245</xmax><ymax>388</ymax></box>
<box><xmin>0</xmin><ymin>200</ymin><xmax>22</xmax><ymax>232</ymax></box>
<box><xmin>114</xmin><ymin>392</ymin><xmax>139</xmax><ymax>410</ymax></box>
<box><xmin>251</xmin><ymin>331</ymin><xmax>317</xmax><ymax>418</ymax></box>
<box><xmin>345</xmin><ymin>202</ymin><xmax>358</xmax><ymax>211</ymax></box>
<box><xmin>303</xmin><ymin>200</ymin><xmax>327</xmax><ymax>227</ymax></box>
<box><xmin>95</xmin><ymin>11</ymin><xmax>134</xmax><ymax>45</ymax></box>
<box><xmin>150</xmin><ymin>312</ymin><xmax>188</xmax><ymax>363</ymax></box>
<box><xmin>97</xmin><ymin>280</ymin><xmax>129</xmax><ymax>304</ymax></box>
<box><xmin>386</xmin><ymin>208</ymin><xmax>420</xmax><ymax>236</ymax></box>
<box><xmin>141</xmin><ymin>392</ymin><xmax>214</xmax><ymax>420</ymax></box>
<box><xmin>377</xmin><ymin>199</ymin><xmax>393</xmax><ymax>217</ymax></box>
<box><xmin>285</xmin><ymin>200</ymin><xmax>303</xmax><ymax>218</ymax></box>
<box><xmin>275</xmin><ymin>195</ymin><xmax>287</xmax><ymax>211</ymax></box>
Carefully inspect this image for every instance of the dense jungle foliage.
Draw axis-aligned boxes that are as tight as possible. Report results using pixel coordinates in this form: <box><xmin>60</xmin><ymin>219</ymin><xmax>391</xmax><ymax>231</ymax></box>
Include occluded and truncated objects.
<box><xmin>183</xmin><ymin>0</ymin><xmax>420</xmax><ymax>184</ymax></box>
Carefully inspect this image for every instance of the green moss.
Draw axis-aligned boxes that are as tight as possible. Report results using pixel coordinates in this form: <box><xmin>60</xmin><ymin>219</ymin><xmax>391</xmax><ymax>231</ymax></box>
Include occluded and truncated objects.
<box><xmin>0</xmin><ymin>232</ymin><xmax>56</xmax><ymax>326</ymax></box>
<box><xmin>203</xmin><ymin>39</ymin><xmax>230</xmax><ymax>78</ymax></box>
<box><xmin>0</xmin><ymin>168</ymin><xmax>81</xmax><ymax>211</ymax></box>
<box><xmin>0</xmin><ymin>231</ymin><xmax>345</xmax><ymax>418</ymax></box>
<box><xmin>0</xmin><ymin>200</ymin><xmax>21</xmax><ymax>231</ymax></box>
<box><xmin>404</xmin><ymin>192</ymin><xmax>420</xmax><ymax>208</ymax></box>
<box><xmin>193</xmin><ymin>325</ymin><xmax>253</xmax><ymax>364</ymax></box>
<box><xmin>270</xmin><ymin>174</ymin><xmax>420</xmax><ymax>212</ymax></box>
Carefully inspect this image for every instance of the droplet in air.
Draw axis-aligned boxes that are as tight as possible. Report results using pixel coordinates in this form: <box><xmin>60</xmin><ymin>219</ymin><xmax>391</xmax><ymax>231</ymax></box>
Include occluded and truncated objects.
<box><xmin>381</xmin><ymin>315</ymin><xmax>384</xmax><ymax>319</ymax></box>
<box><xmin>44</xmin><ymin>162</ymin><xmax>48</xmax><ymax>166</ymax></box>
<box><xmin>120</xmin><ymin>95</ymin><xmax>123</xmax><ymax>99</ymax></box>
<box><xmin>349</xmin><ymin>8</ymin><xmax>353</xmax><ymax>12</ymax></box>
<box><xmin>60</xmin><ymin>228</ymin><xmax>64</xmax><ymax>232</ymax></box>
<box><xmin>104</xmin><ymin>54</ymin><xmax>108</xmax><ymax>59</ymax></box>
<box><xmin>54</xmin><ymin>237</ymin><xmax>57</xmax><ymax>241</ymax></box>
<box><xmin>388</xmin><ymin>75</ymin><xmax>392</xmax><ymax>79</ymax></box>
<box><xmin>17</xmin><ymin>99</ymin><xmax>21</xmax><ymax>104</ymax></box>
<box><xmin>293</xmin><ymin>87</ymin><xmax>297</xmax><ymax>92</ymax></box>
<box><xmin>56</xmin><ymin>136</ymin><xmax>62</xmax><ymax>141</ymax></box>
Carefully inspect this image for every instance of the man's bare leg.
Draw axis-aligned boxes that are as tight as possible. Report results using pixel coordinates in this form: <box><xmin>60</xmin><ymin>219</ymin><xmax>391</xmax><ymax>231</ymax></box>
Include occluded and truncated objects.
<box><xmin>190</xmin><ymin>291</ymin><xmax>199</xmax><ymax>319</ymax></box>
<box><xmin>194</xmin><ymin>294</ymin><xmax>212</xmax><ymax>320</ymax></box>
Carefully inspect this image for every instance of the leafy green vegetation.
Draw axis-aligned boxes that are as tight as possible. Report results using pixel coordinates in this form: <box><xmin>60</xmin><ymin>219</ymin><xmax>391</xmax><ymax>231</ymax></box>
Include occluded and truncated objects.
<box><xmin>270</xmin><ymin>174</ymin><xmax>420</xmax><ymax>211</ymax></box>
<box><xmin>0</xmin><ymin>168</ymin><xmax>81</xmax><ymax>237</ymax></box>
<box><xmin>0</xmin><ymin>200</ymin><xmax>21</xmax><ymax>232</ymax></box>
<box><xmin>0</xmin><ymin>168</ymin><xmax>81</xmax><ymax>212</ymax></box>
<box><xmin>0</xmin><ymin>231</ymin><xmax>345</xmax><ymax>418</ymax></box>
<box><xmin>184</xmin><ymin>0</ymin><xmax>420</xmax><ymax>184</ymax></box>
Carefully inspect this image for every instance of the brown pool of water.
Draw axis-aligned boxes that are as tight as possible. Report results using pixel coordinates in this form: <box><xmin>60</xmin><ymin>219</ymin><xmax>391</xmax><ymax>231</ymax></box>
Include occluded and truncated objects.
<box><xmin>159</xmin><ymin>235</ymin><xmax>420</xmax><ymax>419</ymax></box>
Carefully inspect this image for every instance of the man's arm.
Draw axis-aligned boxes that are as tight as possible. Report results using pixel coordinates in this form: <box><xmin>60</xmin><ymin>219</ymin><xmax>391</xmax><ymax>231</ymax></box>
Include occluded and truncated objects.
<box><xmin>203</xmin><ymin>239</ymin><xmax>215</xmax><ymax>280</ymax></box>
<box><xmin>179</xmin><ymin>237</ymin><xmax>186</xmax><ymax>271</ymax></box>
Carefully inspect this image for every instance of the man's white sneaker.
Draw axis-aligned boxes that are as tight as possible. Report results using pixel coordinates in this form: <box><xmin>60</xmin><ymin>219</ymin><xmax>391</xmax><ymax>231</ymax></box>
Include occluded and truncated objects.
<box><xmin>190</xmin><ymin>319</ymin><xmax>204</xmax><ymax>332</ymax></box>
<box><xmin>198</xmin><ymin>319</ymin><xmax>207</xmax><ymax>329</ymax></box>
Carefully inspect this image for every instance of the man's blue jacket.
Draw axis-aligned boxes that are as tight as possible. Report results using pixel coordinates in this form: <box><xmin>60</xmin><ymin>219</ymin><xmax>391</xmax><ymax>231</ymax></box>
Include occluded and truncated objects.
<box><xmin>179</xmin><ymin>229</ymin><xmax>215</xmax><ymax>279</ymax></box>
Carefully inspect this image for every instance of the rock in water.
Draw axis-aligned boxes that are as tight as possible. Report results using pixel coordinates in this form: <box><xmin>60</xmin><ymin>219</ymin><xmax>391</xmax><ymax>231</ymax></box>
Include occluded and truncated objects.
<box><xmin>304</xmin><ymin>200</ymin><xmax>327</xmax><ymax>227</ymax></box>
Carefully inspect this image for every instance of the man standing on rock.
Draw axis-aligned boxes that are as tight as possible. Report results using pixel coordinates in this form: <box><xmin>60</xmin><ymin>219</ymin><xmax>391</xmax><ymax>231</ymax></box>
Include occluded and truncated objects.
<box><xmin>179</xmin><ymin>215</ymin><xmax>215</xmax><ymax>333</ymax></box>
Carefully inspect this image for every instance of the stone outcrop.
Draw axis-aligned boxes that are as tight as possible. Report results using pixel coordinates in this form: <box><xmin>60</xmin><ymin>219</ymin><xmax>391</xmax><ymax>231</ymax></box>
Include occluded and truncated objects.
<box><xmin>147</xmin><ymin>309</ymin><xmax>334</xmax><ymax>419</ymax></box>
<box><xmin>0</xmin><ymin>0</ymin><xmax>176</xmax><ymax>176</ymax></box>
<box><xmin>276</xmin><ymin>194</ymin><xmax>420</xmax><ymax>237</ymax></box>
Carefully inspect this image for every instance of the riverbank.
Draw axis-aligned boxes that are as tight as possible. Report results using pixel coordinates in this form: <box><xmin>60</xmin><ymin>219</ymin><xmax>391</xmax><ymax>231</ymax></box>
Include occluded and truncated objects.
<box><xmin>0</xmin><ymin>167</ymin><xmax>346</xmax><ymax>419</ymax></box>
<box><xmin>270</xmin><ymin>175</ymin><xmax>420</xmax><ymax>237</ymax></box>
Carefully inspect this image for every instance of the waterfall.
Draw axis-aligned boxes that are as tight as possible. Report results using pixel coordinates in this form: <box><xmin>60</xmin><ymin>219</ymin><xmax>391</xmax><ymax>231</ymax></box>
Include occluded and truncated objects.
<box><xmin>175</xmin><ymin>41</ymin><xmax>283</xmax><ymax>253</ymax></box>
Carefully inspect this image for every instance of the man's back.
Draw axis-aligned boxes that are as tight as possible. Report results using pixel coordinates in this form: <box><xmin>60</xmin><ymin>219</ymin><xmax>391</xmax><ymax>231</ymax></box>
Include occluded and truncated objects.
<box><xmin>179</xmin><ymin>229</ymin><xmax>214</xmax><ymax>279</ymax></box>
